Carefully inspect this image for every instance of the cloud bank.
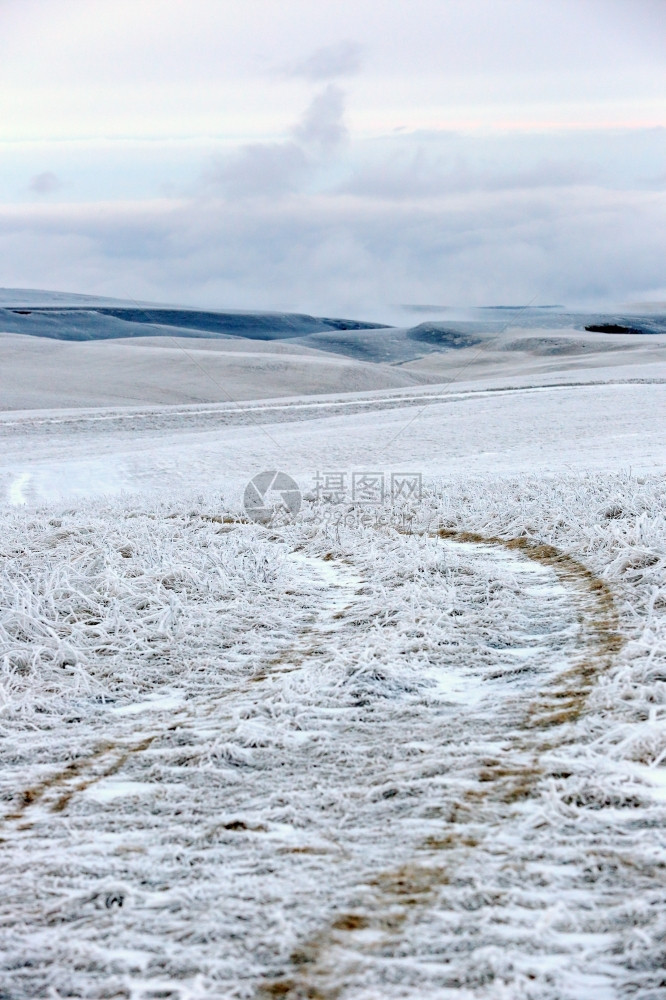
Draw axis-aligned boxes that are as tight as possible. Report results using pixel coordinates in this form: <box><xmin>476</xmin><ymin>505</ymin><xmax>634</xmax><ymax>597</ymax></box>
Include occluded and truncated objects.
<box><xmin>1</xmin><ymin>21</ymin><xmax>664</xmax><ymax>320</ymax></box>
<box><xmin>2</xmin><ymin>179</ymin><xmax>664</xmax><ymax>323</ymax></box>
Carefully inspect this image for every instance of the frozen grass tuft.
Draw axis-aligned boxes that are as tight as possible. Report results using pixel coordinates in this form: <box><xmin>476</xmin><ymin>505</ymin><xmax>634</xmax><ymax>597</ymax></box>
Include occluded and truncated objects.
<box><xmin>0</xmin><ymin>472</ymin><xmax>664</xmax><ymax>999</ymax></box>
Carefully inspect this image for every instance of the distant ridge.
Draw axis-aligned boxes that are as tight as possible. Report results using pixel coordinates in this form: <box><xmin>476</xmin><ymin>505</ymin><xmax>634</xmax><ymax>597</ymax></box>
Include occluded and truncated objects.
<box><xmin>1</xmin><ymin>289</ymin><xmax>665</xmax><ymax>364</ymax></box>
<box><xmin>0</xmin><ymin>287</ymin><xmax>160</xmax><ymax>308</ymax></box>
<box><xmin>0</xmin><ymin>288</ymin><xmax>389</xmax><ymax>344</ymax></box>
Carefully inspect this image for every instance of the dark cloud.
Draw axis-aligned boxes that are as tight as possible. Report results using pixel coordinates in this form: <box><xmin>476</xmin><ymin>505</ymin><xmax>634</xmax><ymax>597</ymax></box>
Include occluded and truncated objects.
<box><xmin>284</xmin><ymin>41</ymin><xmax>363</xmax><ymax>81</ymax></box>
<box><xmin>29</xmin><ymin>171</ymin><xmax>61</xmax><ymax>194</ymax></box>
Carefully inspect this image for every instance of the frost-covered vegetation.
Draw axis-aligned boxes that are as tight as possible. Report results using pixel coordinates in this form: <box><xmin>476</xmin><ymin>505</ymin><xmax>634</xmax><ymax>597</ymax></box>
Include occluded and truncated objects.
<box><xmin>0</xmin><ymin>471</ymin><xmax>664</xmax><ymax>999</ymax></box>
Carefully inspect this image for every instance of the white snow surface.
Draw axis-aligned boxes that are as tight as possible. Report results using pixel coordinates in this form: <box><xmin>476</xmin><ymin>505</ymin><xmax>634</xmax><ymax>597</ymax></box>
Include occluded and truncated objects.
<box><xmin>0</xmin><ymin>376</ymin><xmax>664</xmax><ymax>509</ymax></box>
<box><xmin>0</xmin><ymin>330</ymin><xmax>665</xmax><ymax>999</ymax></box>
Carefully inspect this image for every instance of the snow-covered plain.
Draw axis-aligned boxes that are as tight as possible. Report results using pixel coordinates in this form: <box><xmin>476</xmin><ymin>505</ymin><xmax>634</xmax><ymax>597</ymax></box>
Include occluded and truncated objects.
<box><xmin>0</xmin><ymin>296</ymin><xmax>665</xmax><ymax>999</ymax></box>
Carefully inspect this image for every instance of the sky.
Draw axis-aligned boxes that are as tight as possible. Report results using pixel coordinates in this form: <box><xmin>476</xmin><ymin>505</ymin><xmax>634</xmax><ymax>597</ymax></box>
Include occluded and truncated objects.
<box><xmin>0</xmin><ymin>0</ymin><xmax>665</xmax><ymax>321</ymax></box>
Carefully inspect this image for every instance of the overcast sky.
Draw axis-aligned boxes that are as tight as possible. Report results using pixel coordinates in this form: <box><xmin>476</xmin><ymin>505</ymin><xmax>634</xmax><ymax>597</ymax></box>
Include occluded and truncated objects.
<box><xmin>1</xmin><ymin>0</ymin><xmax>664</xmax><ymax>319</ymax></box>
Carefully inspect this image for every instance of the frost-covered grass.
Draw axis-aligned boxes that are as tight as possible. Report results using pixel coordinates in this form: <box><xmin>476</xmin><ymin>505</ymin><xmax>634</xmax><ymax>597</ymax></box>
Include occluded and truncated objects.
<box><xmin>0</xmin><ymin>471</ymin><xmax>664</xmax><ymax>999</ymax></box>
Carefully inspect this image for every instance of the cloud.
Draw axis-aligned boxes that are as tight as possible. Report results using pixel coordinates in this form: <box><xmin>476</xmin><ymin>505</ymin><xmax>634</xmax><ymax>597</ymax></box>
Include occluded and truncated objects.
<box><xmin>339</xmin><ymin>152</ymin><xmax>600</xmax><ymax>200</ymax></box>
<box><xmin>29</xmin><ymin>171</ymin><xmax>61</xmax><ymax>194</ymax></box>
<box><xmin>284</xmin><ymin>41</ymin><xmax>363</xmax><ymax>81</ymax></box>
<box><xmin>204</xmin><ymin>85</ymin><xmax>347</xmax><ymax>199</ymax></box>
<box><xmin>2</xmin><ymin>185</ymin><xmax>665</xmax><ymax>322</ymax></box>
<box><xmin>204</xmin><ymin>142</ymin><xmax>309</xmax><ymax>199</ymax></box>
<box><xmin>4</xmin><ymin>111</ymin><xmax>666</xmax><ymax>322</ymax></box>
<box><xmin>291</xmin><ymin>85</ymin><xmax>347</xmax><ymax>152</ymax></box>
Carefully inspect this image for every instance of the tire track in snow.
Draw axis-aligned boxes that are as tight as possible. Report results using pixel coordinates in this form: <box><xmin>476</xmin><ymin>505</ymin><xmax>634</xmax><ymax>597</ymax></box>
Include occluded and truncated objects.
<box><xmin>0</xmin><ymin>520</ymin><xmax>628</xmax><ymax>997</ymax></box>
<box><xmin>0</xmin><ymin>530</ymin><xmax>363</xmax><ymax>832</ymax></box>
<box><xmin>257</xmin><ymin>528</ymin><xmax>625</xmax><ymax>1000</ymax></box>
<box><xmin>1</xmin><ymin>732</ymin><xmax>181</xmax><ymax>830</ymax></box>
<box><xmin>437</xmin><ymin>529</ymin><xmax>623</xmax><ymax>734</ymax></box>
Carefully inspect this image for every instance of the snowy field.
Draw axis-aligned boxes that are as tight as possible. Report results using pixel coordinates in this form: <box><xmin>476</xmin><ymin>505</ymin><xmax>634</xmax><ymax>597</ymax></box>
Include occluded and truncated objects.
<box><xmin>0</xmin><ymin>298</ymin><xmax>665</xmax><ymax>999</ymax></box>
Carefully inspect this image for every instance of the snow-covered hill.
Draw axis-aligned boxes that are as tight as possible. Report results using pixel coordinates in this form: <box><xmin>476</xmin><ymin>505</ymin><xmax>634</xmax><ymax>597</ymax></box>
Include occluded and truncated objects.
<box><xmin>1</xmin><ymin>288</ymin><xmax>666</xmax><ymax>409</ymax></box>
